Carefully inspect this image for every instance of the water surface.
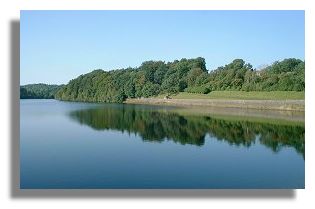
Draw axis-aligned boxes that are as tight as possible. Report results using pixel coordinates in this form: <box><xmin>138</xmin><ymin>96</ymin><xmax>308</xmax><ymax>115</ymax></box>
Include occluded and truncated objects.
<box><xmin>20</xmin><ymin>99</ymin><xmax>305</xmax><ymax>188</ymax></box>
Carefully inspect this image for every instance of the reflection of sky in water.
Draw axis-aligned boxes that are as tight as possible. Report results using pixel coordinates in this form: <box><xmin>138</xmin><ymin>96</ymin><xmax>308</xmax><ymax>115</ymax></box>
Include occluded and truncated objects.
<box><xmin>20</xmin><ymin>99</ymin><xmax>305</xmax><ymax>189</ymax></box>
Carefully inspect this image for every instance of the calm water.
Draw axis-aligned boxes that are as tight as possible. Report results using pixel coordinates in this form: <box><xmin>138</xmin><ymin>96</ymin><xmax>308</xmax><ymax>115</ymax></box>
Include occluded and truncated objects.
<box><xmin>20</xmin><ymin>99</ymin><xmax>305</xmax><ymax>188</ymax></box>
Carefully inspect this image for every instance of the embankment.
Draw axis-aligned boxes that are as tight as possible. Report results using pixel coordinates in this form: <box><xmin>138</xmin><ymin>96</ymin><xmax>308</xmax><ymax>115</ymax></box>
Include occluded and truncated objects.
<box><xmin>125</xmin><ymin>98</ymin><xmax>305</xmax><ymax>112</ymax></box>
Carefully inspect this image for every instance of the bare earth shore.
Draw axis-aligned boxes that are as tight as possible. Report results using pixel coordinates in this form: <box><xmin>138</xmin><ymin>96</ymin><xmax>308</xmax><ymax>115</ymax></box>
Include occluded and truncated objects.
<box><xmin>126</xmin><ymin>98</ymin><xmax>305</xmax><ymax>111</ymax></box>
<box><xmin>125</xmin><ymin>98</ymin><xmax>305</xmax><ymax>123</ymax></box>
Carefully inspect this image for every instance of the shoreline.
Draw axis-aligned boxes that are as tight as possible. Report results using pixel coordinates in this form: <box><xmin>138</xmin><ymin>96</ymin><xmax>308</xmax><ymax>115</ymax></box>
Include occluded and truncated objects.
<box><xmin>20</xmin><ymin>99</ymin><xmax>305</xmax><ymax>123</ymax></box>
<box><xmin>125</xmin><ymin>98</ymin><xmax>305</xmax><ymax>112</ymax></box>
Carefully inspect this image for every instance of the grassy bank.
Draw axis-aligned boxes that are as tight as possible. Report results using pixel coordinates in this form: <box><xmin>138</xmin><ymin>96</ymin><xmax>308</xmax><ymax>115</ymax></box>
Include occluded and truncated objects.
<box><xmin>154</xmin><ymin>91</ymin><xmax>305</xmax><ymax>100</ymax></box>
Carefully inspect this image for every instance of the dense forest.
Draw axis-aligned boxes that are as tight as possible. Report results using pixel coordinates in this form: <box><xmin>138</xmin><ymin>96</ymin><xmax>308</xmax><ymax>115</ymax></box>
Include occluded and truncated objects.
<box><xmin>54</xmin><ymin>57</ymin><xmax>304</xmax><ymax>103</ymax></box>
<box><xmin>20</xmin><ymin>57</ymin><xmax>304</xmax><ymax>102</ymax></box>
<box><xmin>69</xmin><ymin>105</ymin><xmax>304</xmax><ymax>157</ymax></box>
<box><xmin>20</xmin><ymin>84</ymin><xmax>64</xmax><ymax>99</ymax></box>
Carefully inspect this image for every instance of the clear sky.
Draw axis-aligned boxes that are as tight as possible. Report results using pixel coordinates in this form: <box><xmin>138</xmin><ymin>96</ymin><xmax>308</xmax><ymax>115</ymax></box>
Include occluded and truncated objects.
<box><xmin>20</xmin><ymin>10</ymin><xmax>305</xmax><ymax>85</ymax></box>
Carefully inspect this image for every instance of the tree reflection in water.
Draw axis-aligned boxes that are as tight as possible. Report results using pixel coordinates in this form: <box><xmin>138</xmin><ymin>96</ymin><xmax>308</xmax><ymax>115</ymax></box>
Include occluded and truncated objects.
<box><xmin>69</xmin><ymin>104</ymin><xmax>305</xmax><ymax>157</ymax></box>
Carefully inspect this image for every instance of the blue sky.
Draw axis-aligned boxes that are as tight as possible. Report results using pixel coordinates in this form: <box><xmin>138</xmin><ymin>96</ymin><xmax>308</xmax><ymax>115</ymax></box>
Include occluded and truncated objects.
<box><xmin>20</xmin><ymin>10</ymin><xmax>305</xmax><ymax>85</ymax></box>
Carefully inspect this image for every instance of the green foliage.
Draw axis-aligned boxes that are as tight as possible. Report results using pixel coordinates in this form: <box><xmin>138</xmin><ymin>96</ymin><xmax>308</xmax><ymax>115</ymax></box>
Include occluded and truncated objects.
<box><xmin>20</xmin><ymin>84</ymin><xmax>64</xmax><ymax>99</ymax></box>
<box><xmin>124</xmin><ymin>81</ymin><xmax>136</xmax><ymax>98</ymax></box>
<box><xmin>55</xmin><ymin>57</ymin><xmax>304</xmax><ymax>103</ymax></box>
<box><xmin>186</xmin><ymin>68</ymin><xmax>204</xmax><ymax>86</ymax></box>
<box><xmin>113</xmin><ymin>90</ymin><xmax>127</xmax><ymax>103</ymax></box>
<box><xmin>185</xmin><ymin>85</ymin><xmax>211</xmax><ymax>94</ymax></box>
<box><xmin>142</xmin><ymin>82</ymin><xmax>160</xmax><ymax>98</ymax></box>
<box><xmin>56</xmin><ymin>57</ymin><xmax>208</xmax><ymax>103</ymax></box>
<box><xmin>178</xmin><ymin>79</ymin><xmax>188</xmax><ymax>92</ymax></box>
<box><xmin>207</xmin><ymin>58</ymin><xmax>304</xmax><ymax>92</ymax></box>
<box><xmin>161</xmin><ymin>73</ymin><xmax>180</xmax><ymax>93</ymax></box>
<box><xmin>69</xmin><ymin>105</ymin><xmax>304</xmax><ymax>156</ymax></box>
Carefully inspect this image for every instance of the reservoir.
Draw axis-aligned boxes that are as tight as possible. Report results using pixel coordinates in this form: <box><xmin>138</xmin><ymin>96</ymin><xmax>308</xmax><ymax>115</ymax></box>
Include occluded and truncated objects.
<box><xmin>20</xmin><ymin>99</ymin><xmax>305</xmax><ymax>188</ymax></box>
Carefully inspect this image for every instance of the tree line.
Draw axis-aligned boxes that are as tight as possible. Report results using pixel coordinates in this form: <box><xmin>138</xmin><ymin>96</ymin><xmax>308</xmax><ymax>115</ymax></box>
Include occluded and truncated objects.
<box><xmin>55</xmin><ymin>57</ymin><xmax>304</xmax><ymax>103</ymax></box>
<box><xmin>20</xmin><ymin>84</ymin><xmax>64</xmax><ymax>99</ymax></box>
<box><xmin>21</xmin><ymin>57</ymin><xmax>305</xmax><ymax>101</ymax></box>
